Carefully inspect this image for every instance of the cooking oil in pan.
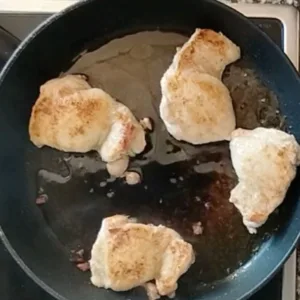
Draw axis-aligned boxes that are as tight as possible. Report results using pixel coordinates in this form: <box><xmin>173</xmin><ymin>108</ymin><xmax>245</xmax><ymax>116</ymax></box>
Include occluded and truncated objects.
<box><xmin>28</xmin><ymin>31</ymin><xmax>285</xmax><ymax>290</ymax></box>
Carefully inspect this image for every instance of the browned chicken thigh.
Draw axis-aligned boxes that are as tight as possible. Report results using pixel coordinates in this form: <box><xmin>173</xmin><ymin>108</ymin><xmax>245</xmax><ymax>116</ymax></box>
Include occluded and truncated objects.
<box><xmin>29</xmin><ymin>75</ymin><xmax>146</xmax><ymax>176</ymax></box>
<box><xmin>160</xmin><ymin>29</ymin><xmax>240</xmax><ymax>145</ymax></box>
<box><xmin>89</xmin><ymin>215</ymin><xmax>195</xmax><ymax>299</ymax></box>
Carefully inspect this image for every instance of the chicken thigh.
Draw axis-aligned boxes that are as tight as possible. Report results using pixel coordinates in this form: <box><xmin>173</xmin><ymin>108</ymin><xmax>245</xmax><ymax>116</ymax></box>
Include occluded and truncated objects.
<box><xmin>29</xmin><ymin>74</ymin><xmax>146</xmax><ymax>176</ymax></box>
<box><xmin>90</xmin><ymin>215</ymin><xmax>195</xmax><ymax>298</ymax></box>
<box><xmin>229</xmin><ymin>127</ymin><xmax>300</xmax><ymax>233</ymax></box>
<box><xmin>160</xmin><ymin>29</ymin><xmax>240</xmax><ymax>145</ymax></box>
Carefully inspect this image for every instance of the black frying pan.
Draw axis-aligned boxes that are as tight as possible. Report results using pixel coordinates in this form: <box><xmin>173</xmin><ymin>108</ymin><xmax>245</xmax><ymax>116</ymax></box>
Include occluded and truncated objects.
<box><xmin>0</xmin><ymin>0</ymin><xmax>300</xmax><ymax>299</ymax></box>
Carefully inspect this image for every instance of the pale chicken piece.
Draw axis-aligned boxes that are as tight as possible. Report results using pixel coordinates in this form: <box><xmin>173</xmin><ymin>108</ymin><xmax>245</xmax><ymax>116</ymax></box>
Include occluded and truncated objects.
<box><xmin>229</xmin><ymin>127</ymin><xmax>300</xmax><ymax>234</ymax></box>
<box><xmin>90</xmin><ymin>215</ymin><xmax>194</xmax><ymax>298</ymax></box>
<box><xmin>160</xmin><ymin>72</ymin><xmax>236</xmax><ymax>144</ymax></box>
<box><xmin>160</xmin><ymin>29</ymin><xmax>240</xmax><ymax>145</ymax></box>
<box><xmin>29</xmin><ymin>75</ymin><xmax>146</xmax><ymax>176</ymax></box>
<box><xmin>124</xmin><ymin>171</ymin><xmax>141</xmax><ymax>185</ymax></box>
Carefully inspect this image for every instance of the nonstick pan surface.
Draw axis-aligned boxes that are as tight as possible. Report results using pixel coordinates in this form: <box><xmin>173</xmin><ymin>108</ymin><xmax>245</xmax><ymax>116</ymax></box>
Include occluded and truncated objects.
<box><xmin>0</xmin><ymin>1</ymin><xmax>300</xmax><ymax>300</ymax></box>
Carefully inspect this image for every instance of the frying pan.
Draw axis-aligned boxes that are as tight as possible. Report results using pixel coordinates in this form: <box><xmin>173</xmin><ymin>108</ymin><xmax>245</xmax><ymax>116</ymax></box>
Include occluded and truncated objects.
<box><xmin>0</xmin><ymin>0</ymin><xmax>300</xmax><ymax>299</ymax></box>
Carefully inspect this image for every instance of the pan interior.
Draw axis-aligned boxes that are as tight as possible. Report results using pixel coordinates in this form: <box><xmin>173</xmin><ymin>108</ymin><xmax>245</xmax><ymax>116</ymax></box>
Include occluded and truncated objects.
<box><xmin>26</xmin><ymin>31</ymin><xmax>287</xmax><ymax>298</ymax></box>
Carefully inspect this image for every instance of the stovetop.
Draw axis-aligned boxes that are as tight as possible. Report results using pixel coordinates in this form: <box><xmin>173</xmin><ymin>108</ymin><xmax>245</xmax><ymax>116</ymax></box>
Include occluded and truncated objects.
<box><xmin>0</xmin><ymin>3</ymin><xmax>298</xmax><ymax>300</ymax></box>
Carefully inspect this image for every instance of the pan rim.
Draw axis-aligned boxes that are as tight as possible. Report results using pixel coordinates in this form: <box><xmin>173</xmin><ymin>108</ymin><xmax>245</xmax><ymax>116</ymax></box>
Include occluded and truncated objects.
<box><xmin>0</xmin><ymin>0</ymin><xmax>300</xmax><ymax>299</ymax></box>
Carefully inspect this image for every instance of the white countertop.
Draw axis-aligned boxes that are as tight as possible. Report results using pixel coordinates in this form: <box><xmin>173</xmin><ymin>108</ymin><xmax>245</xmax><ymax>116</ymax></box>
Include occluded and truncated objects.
<box><xmin>0</xmin><ymin>0</ymin><xmax>78</xmax><ymax>13</ymax></box>
<box><xmin>0</xmin><ymin>0</ymin><xmax>297</xmax><ymax>14</ymax></box>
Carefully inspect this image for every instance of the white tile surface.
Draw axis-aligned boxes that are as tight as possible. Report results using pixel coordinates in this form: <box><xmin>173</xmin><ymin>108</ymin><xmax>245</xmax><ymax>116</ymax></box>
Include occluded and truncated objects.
<box><xmin>0</xmin><ymin>0</ymin><xmax>79</xmax><ymax>13</ymax></box>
